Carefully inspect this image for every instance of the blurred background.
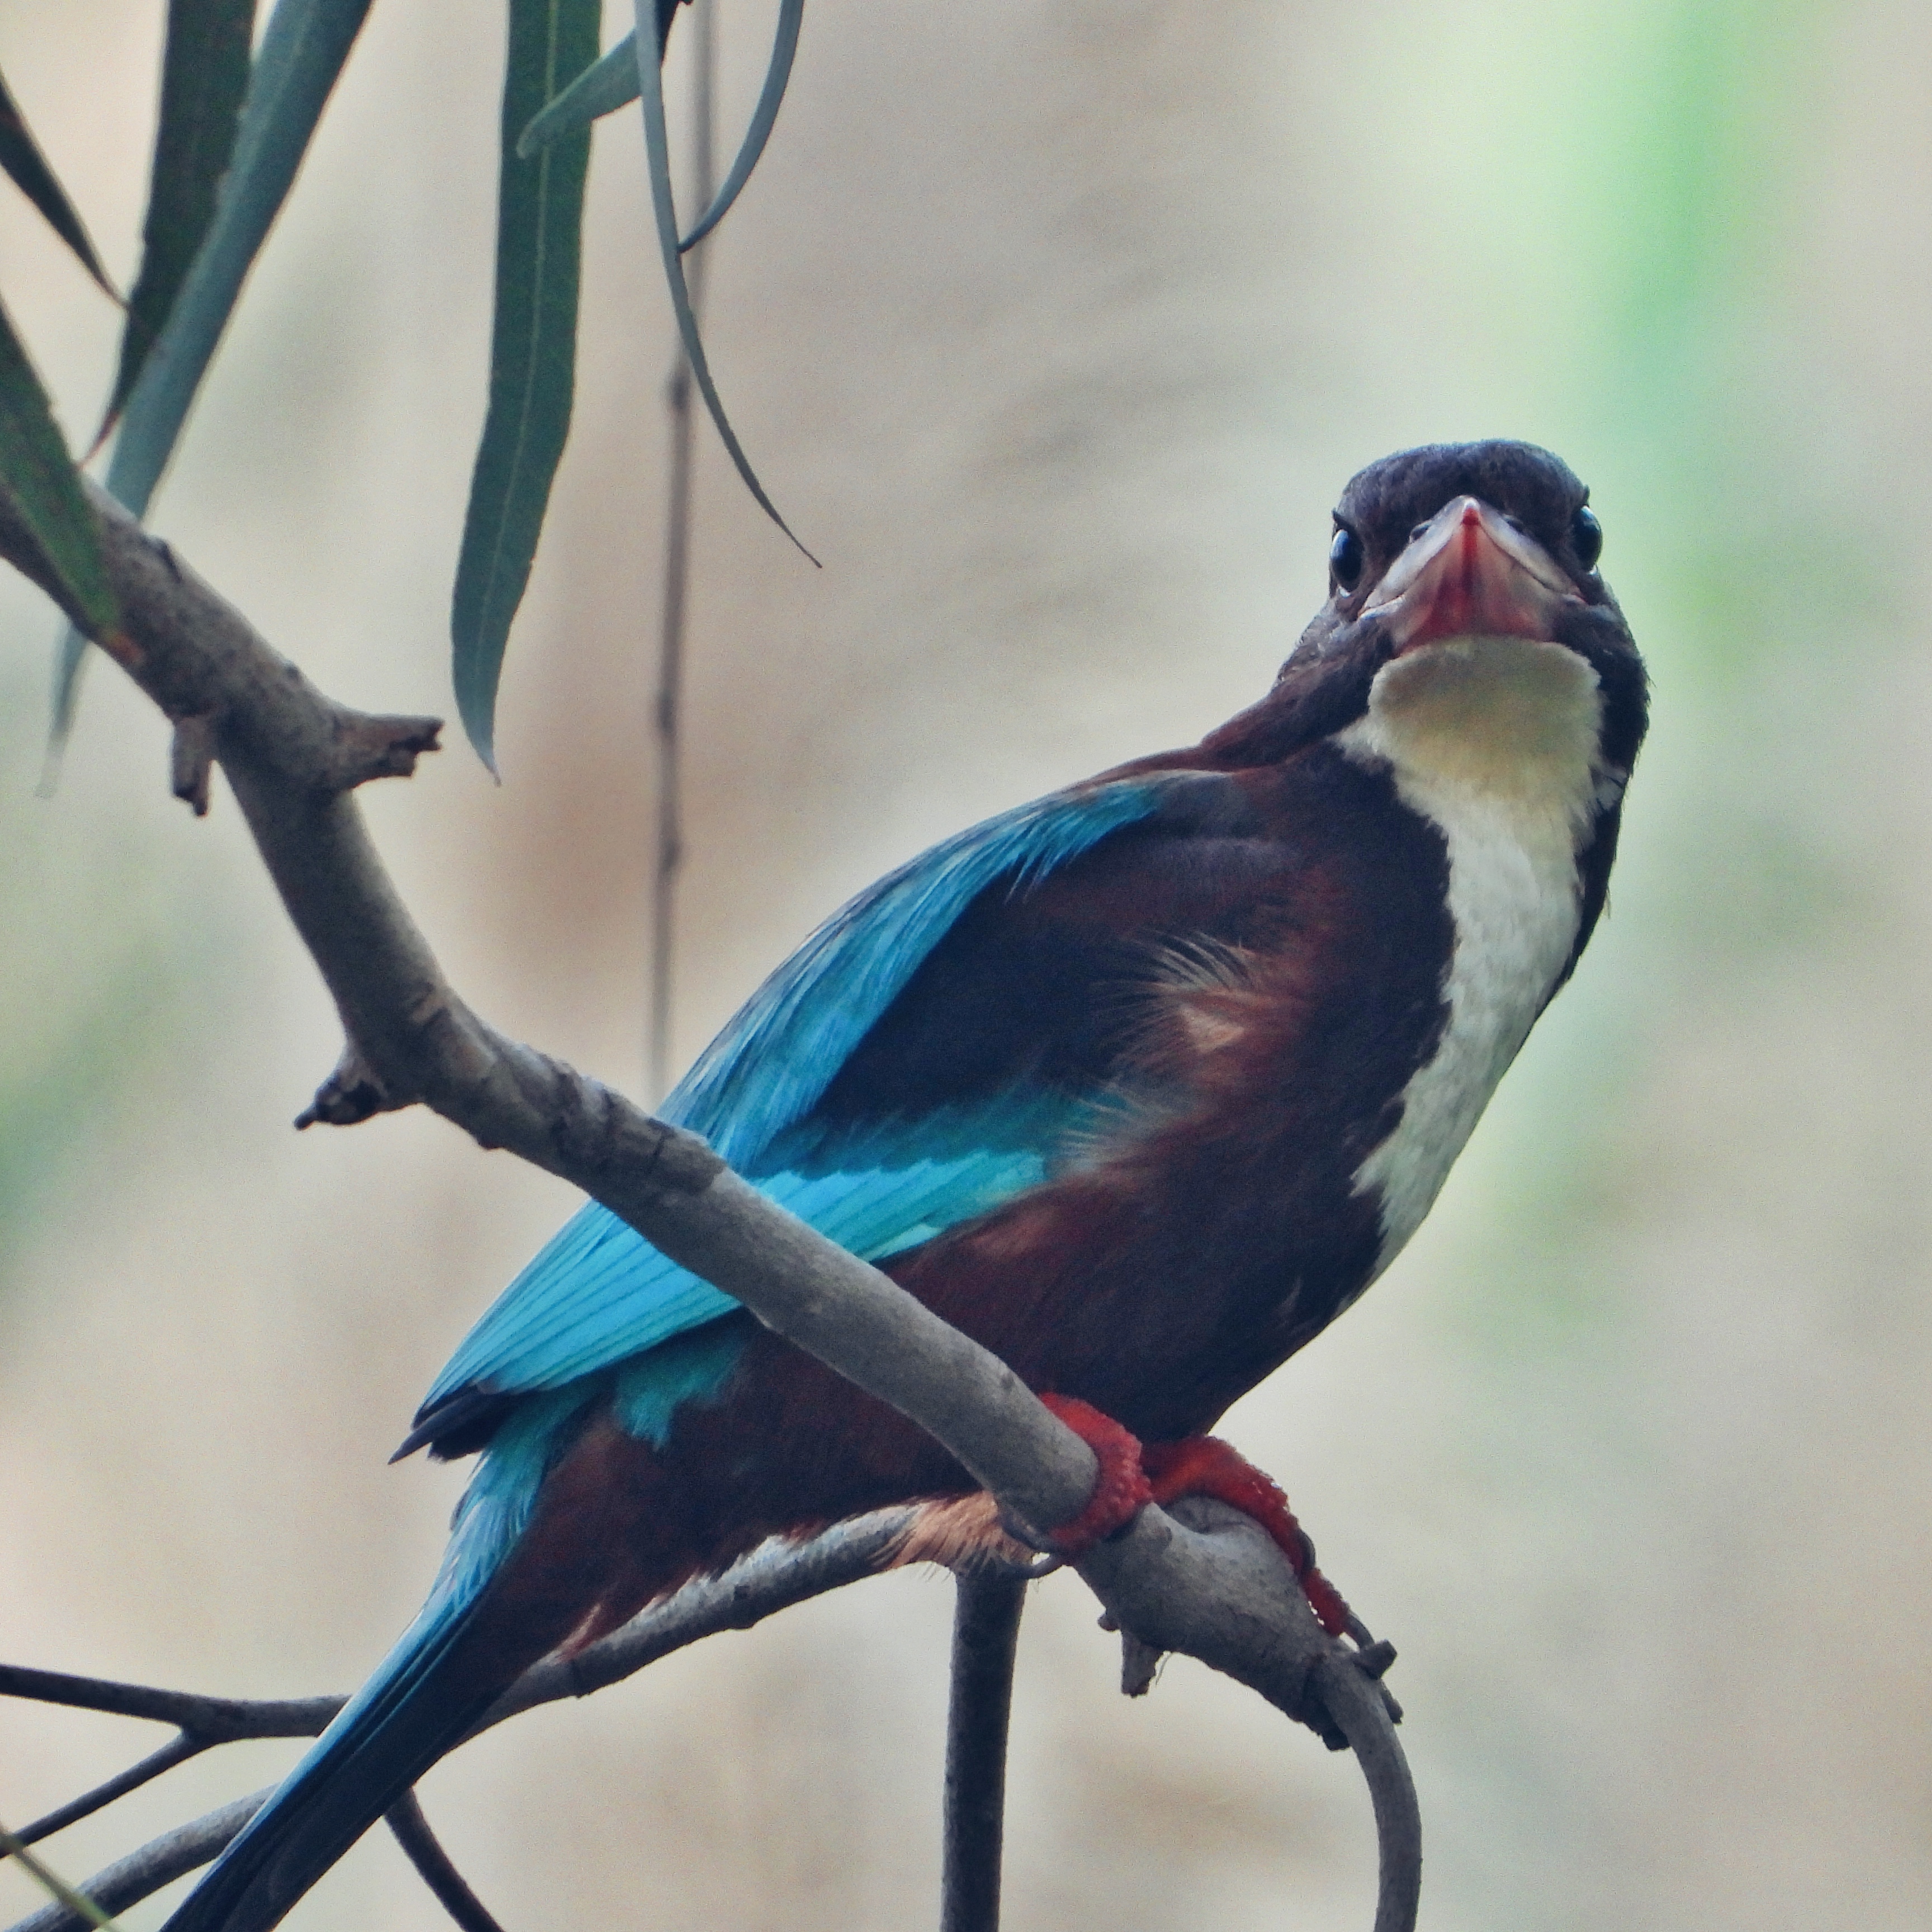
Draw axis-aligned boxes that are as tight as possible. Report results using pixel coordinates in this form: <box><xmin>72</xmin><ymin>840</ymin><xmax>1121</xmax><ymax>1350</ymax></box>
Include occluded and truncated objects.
<box><xmin>2</xmin><ymin>2</ymin><xmax>1929</xmax><ymax>1927</ymax></box>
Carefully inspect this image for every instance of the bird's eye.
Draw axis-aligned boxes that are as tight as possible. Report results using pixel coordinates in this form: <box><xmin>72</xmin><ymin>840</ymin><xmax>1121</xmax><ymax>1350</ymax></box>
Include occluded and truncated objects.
<box><xmin>1330</xmin><ymin>527</ymin><xmax>1365</xmax><ymax>591</ymax></box>
<box><xmin>1409</xmin><ymin>522</ymin><xmax>1429</xmax><ymax>544</ymax></box>
<box><xmin>1571</xmin><ymin>504</ymin><xmax>1603</xmax><ymax>571</ymax></box>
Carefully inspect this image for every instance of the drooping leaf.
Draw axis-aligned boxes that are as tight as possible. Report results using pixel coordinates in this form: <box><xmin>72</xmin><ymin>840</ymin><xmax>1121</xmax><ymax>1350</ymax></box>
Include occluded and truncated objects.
<box><xmin>53</xmin><ymin>0</ymin><xmax>373</xmax><ymax>749</ymax></box>
<box><xmin>520</xmin><ymin>0</ymin><xmax>802</xmax><ymax>258</ymax></box>
<box><xmin>0</xmin><ymin>65</ymin><xmax>116</xmax><ymax>297</ymax></box>
<box><xmin>450</xmin><ymin>0</ymin><xmax>602</xmax><ymax>771</ymax></box>
<box><xmin>101</xmin><ymin>0</ymin><xmax>258</xmax><ymax>440</ymax></box>
<box><xmin>629</xmin><ymin>0</ymin><xmax>815</xmax><ymax>562</ymax></box>
<box><xmin>676</xmin><ymin>0</ymin><xmax>800</xmax><ymax>252</ymax></box>
<box><xmin>0</xmin><ymin>295</ymin><xmax>121</xmax><ymax>643</ymax></box>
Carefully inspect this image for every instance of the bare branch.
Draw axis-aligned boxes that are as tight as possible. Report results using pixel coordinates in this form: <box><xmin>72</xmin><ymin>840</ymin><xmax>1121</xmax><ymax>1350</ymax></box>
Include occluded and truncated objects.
<box><xmin>941</xmin><ymin>1571</ymin><xmax>1026</xmax><ymax>1932</ymax></box>
<box><xmin>1</xmin><ymin>1515</ymin><xmax>918</xmax><ymax>1932</ymax></box>
<box><xmin>15</xmin><ymin>1735</ymin><xmax>205</xmax><ymax>1848</ymax></box>
<box><xmin>6</xmin><ymin>1792</ymin><xmax>269</xmax><ymax>1932</ymax></box>
<box><xmin>479</xmin><ymin>1508</ymin><xmax>916</xmax><ymax>1726</ymax></box>
<box><xmin>1081</xmin><ymin>1497</ymin><xmax>1420</xmax><ymax>1932</ymax></box>
<box><xmin>0</xmin><ymin>1667</ymin><xmax>338</xmax><ymax>1742</ymax></box>
<box><xmin>382</xmin><ymin>1793</ymin><xmax>503</xmax><ymax>1932</ymax></box>
<box><xmin>0</xmin><ymin>485</ymin><xmax>440</xmax><ymax>801</ymax></box>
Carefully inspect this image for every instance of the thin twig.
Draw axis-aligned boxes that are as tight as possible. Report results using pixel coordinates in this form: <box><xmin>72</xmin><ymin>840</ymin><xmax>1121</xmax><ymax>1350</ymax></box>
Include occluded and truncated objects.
<box><xmin>383</xmin><ymin>1793</ymin><xmax>504</xmax><ymax>1932</ymax></box>
<box><xmin>6</xmin><ymin>1794</ymin><xmax>269</xmax><ymax>1932</ymax></box>
<box><xmin>479</xmin><ymin>1508</ymin><xmax>916</xmax><ymax>1725</ymax></box>
<box><xmin>0</xmin><ymin>1822</ymin><xmax>120</xmax><ymax>1932</ymax></box>
<box><xmin>1</xmin><ymin>1515</ymin><xmax>918</xmax><ymax>1932</ymax></box>
<box><xmin>0</xmin><ymin>1666</ymin><xmax>339</xmax><ymax>1741</ymax></box>
<box><xmin>940</xmin><ymin>1571</ymin><xmax>1027</xmax><ymax>1932</ymax></box>
<box><xmin>15</xmin><ymin>1736</ymin><xmax>205</xmax><ymax>1848</ymax></box>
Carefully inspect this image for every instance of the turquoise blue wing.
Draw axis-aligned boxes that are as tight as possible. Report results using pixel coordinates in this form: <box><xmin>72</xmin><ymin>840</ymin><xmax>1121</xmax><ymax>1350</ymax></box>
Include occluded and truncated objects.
<box><xmin>414</xmin><ymin>776</ymin><xmax>1178</xmax><ymax>1428</ymax></box>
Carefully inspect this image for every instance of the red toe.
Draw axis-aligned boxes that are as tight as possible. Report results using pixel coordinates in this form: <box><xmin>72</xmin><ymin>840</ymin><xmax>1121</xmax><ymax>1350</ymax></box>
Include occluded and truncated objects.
<box><xmin>1142</xmin><ymin>1436</ymin><xmax>1352</xmax><ymax>1637</ymax></box>
<box><xmin>1036</xmin><ymin>1394</ymin><xmax>1154</xmax><ymax>1555</ymax></box>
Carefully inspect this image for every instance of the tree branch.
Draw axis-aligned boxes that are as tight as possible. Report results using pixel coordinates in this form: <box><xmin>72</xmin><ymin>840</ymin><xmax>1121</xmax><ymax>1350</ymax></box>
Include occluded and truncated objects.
<box><xmin>13</xmin><ymin>1736</ymin><xmax>205</xmax><ymax>1849</ymax></box>
<box><xmin>0</xmin><ymin>1666</ymin><xmax>339</xmax><ymax>1742</ymax></box>
<box><xmin>1</xmin><ymin>1513</ymin><xmax>918</xmax><ymax>1932</ymax></box>
<box><xmin>382</xmin><ymin>1793</ymin><xmax>503</xmax><ymax>1932</ymax></box>
<box><xmin>0</xmin><ymin>489</ymin><xmax>1420</xmax><ymax>1930</ymax></box>
<box><xmin>7</xmin><ymin>1794</ymin><xmax>269</xmax><ymax>1932</ymax></box>
<box><xmin>941</xmin><ymin>1570</ymin><xmax>1027</xmax><ymax>1932</ymax></box>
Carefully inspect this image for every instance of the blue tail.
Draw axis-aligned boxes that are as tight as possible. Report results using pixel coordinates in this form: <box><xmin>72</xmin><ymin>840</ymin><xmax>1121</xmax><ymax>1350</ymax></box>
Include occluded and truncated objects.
<box><xmin>166</xmin><ymin>1394</ymin><xmax>584</xmax><ymax>1932</ymax></box>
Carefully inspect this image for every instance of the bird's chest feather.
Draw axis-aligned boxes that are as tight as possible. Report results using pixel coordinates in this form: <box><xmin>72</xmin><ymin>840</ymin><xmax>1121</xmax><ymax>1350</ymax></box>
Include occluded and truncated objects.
<box><xmin>1334</xmin><ymin>636</ymin><xmax>1607</xmax><ymax>1276</ymax></box>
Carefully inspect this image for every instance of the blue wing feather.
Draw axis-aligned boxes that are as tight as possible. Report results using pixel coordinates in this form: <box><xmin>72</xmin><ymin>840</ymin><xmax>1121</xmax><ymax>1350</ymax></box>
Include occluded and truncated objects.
<box><xmin>421</xmin><ymin>777</ymin><xmax>1172</xmax><ymax>1418</ymax></box>
<box><xmin>664</xmin><ymin>776</ymin><xmax>1166</xmax><ymax>1161</ymax></box>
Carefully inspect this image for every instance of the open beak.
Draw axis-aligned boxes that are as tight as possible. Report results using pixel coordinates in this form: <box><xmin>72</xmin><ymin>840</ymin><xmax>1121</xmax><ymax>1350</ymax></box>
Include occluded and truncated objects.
<box><xmin>1363</xmin><ymin>496</ymin><xmax>1578</xmax><ymax>654</ymax></box>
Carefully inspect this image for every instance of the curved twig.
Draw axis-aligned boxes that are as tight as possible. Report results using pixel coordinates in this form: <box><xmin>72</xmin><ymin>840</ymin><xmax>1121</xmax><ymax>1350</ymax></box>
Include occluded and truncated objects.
<box><xmin>382</xmin><ymin>1793</ymin><xmax>504</xmax><ymax>1932</ymax></box>
<box><xmin>1091</xmin><ymin>1495</ymin><xmax>1419</xmax><ymax>1929</ymax></box>
<box><xmin>1313</xmin><ymin>1651</ymin><xmax>1422</xmax><ymax>1932</ymax></box>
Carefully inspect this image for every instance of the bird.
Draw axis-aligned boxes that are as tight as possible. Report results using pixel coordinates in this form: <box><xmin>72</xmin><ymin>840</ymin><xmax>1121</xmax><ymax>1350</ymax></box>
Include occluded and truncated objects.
<box><xmin>168</xmin><ymin>439</ymin><xmax>1646</xmax><ymax>1931</ymax></box>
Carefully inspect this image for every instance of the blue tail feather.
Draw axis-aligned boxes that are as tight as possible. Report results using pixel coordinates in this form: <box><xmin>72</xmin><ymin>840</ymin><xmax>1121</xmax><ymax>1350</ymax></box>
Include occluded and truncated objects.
<box><xmin>165</xmin><ymin>1394</ymin><xmax>585</xmax><ymax>1932</ymax></box>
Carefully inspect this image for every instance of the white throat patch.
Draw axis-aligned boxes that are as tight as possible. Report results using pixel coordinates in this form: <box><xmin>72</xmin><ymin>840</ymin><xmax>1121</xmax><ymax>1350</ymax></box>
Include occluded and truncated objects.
<box><xmin>1334</xmin><ymin>636</ymin><xmax>1609</xmax><ymax>1281</ymax></box>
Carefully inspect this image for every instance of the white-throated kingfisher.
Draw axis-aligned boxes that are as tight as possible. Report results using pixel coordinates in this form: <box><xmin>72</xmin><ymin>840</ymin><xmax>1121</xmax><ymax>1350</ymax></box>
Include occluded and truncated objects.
<box><xmin>169</xmin><ymin>440</ymin><xmax>1647</xmax><ymax>1931</ymax></box>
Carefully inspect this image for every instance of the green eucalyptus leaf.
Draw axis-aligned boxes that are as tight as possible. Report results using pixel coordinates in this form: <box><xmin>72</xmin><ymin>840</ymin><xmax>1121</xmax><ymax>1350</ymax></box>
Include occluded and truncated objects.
<box><xmin>0</xmin><ymin>295</ymin><xmax>121</xmax><ymax>643</ymax></box>
<box><xmin>678</xmin><ymin>0</ymin><xmax>800</xmax><ymax>251</ymax></box>
<box><xmin>0</xmin><ymin>65</ymin><xmax>116</xmax><ymax>297</ymax></box>
<box><xmin>451</xmin><ymin>0</ymin><xmax>602</xmax><ymax>772</ymax></box>
<box><xmin>520</xmin><ymin>0</ymin><xmax>801</xmax><ymax>254</ymax></box>
<box><xmin>52</xmin><ymin>0</ymin><xmax>373</xmax><ymax>750</ymax></box>
<box><xmin>629</xmin><ymin>1</ymin><xmax>814</xmax><ymax>562</ymax></box>
<box><xmin>517</xmin><ymin>32</ymin><xmax>638</xmax><ymax>157</ymax></box>
<box><xmin>102</xmin><ymin>0</ymin><xmax>258</xmax><ymax>440</ymax></box>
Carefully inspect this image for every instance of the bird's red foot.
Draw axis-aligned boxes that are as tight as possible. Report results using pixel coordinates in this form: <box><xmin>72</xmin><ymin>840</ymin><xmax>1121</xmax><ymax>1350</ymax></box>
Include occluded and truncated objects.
<box><xmin>1035</xmin><ymin>1398</ymin><xmax>1353</xmax><ymax>1640</ymax></box>
<box><xmin>1142</xmin><ymin>1434</ymin><xmax>1353</xmax><ymax>1637</ymax></box>
<box><xmin>1035</xmin><ymin>1394</ymin><xmax>1154</xmax><ymax>1553</ymax></box>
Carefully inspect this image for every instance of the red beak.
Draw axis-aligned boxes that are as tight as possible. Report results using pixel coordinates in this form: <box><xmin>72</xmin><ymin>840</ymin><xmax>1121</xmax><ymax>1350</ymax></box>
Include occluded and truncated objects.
<box><xmin>1366</xmin><ymin>497</ymin><xmax>1575</xmax><ymax>655</ymax></box>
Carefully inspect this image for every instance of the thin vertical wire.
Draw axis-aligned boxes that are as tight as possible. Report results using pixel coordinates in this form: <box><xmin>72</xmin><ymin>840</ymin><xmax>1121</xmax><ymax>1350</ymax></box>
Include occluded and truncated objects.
<box><xmin>650</xmin><ymin>0</ymin><xmax>717</xmax><ymax>1104</ymax></box>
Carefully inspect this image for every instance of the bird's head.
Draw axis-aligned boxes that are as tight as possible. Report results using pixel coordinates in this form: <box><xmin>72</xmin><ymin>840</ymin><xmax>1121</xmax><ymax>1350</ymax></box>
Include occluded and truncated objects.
<box><xmin>1205</xmin><ymin>441</ymin><xmax>1647</xmax><ymax>783</ymax></box>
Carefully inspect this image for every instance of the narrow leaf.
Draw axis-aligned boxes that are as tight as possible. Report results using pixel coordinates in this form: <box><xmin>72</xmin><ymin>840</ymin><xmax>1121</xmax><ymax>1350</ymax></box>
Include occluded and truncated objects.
<box><xmin>677</xmin><ymin>0</ymin><xmax>801</xmax><ymax>252</ymax></box>
<box><xmin>0</xmin><ymin>295</ymin><xmax>121</xmax><ymax>641</ymax></box>
<box><xmin>53</xmin><ymin>0</ymin><xmax>373</xmax><ymax>748</ymax></box>
<box><xmin>102</xmin><ymin>0</ymin><xmax>258</xmax><ymax>439</ymax></box>
<box><xmin>451</xmin><ymin>0</ymin><xmax>601</xmax><ymax>771</ymax></box>
<box><xmin>516</xmin><ymin>34</ymin><xmax>639</xmax><ymax>157</ymax></box>
<box><xmin>0</xmin><ymin>65</ymin><xmax>116</xmax><ymax>297</ymax></box>
<box><xmin>519</xmin><ymin>0</ymin><xmax>801</xmax><ymax>258</ymax></box>
<box><xmin>630</xmin><ymin>1</ymin><xmax>815</xmax><ymax>563</ymax></box>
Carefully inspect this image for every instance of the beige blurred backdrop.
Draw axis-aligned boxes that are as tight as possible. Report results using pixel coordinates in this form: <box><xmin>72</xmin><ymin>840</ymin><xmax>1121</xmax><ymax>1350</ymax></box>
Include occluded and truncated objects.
<box><xmin>3</xmin><ymin>2</ymin><xmax>1930</xmax><ymax>1928</ymax></box>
